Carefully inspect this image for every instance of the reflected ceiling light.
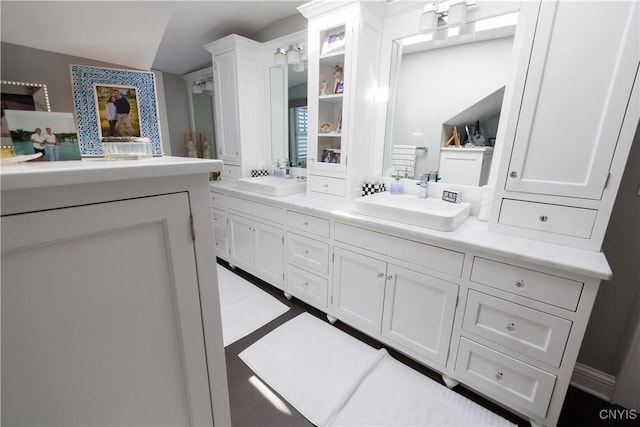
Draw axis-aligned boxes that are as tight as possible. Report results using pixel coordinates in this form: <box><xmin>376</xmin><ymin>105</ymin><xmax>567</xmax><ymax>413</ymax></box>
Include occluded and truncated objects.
<box><xmin>447</xmin><ymin>0</ymin><xmax>468</xmax><ymax>27</ymax></box>
<box><xmin>292</xmin><ymin>62</ymin><xmax>305</xmax><ymax>73</ymax></box>
<box><xmin>274</xmin><ymin>48</ymin><xmax>287</xmax><ymax>66</ymax></box>
<box><xmin>459</xmin><ymin>21</ymin><xmax>476</xmax><ymax>39</ymax></box>
<box><xmin>418</xmin><ymin>3</ymin><xmax>440</xmax><ymax>33</ymax></box>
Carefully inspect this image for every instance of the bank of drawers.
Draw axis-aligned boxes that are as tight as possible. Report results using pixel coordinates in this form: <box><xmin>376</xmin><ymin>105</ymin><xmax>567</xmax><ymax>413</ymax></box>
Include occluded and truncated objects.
<box><xmin>457</xmin><ymin>256</ymin><xmax>580</xmax><ymax>418</ymax></box>
<box><xmin>285</xmin><ymin>211</ymin><xmax>331</xmax><ymax>309</ymax></box>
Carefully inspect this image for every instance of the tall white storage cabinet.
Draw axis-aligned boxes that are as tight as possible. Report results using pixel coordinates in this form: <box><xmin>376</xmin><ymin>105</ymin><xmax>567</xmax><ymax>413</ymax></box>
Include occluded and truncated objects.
<box><xmin>1</xmin><ymin>158</ymin><xmax>231</xmax><ymax>427</ymax></box>
<box><xmin>490</xmin><ymin>0</ymin><xmax>639</xmax><ymax>251</ymax></box>
<box><xmin>299</xmin><ymin>0</ymin><xmax>384</xmax><ymax>201</ymax></box>
<box><xmin>205</xmin><ymin>35</ymin><xmax>268</xmax><ymax>181</ymax></box>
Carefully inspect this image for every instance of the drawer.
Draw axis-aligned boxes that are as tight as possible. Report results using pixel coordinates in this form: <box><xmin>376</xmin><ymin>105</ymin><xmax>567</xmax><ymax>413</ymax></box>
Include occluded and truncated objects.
<box><xmin>286</xmin><ymin>264</ymin><xmax>328</xmax><ymax>309</ymax></box>
<box><xmin>463</xmin><ymin>291</ymin><xmax>572</xmax><ymax>367</ymax></box>
<box><xmin>471</xmin><ymin>257</ymin><xmax>583</xmax><ymax>311</ymax></box>
<box><xmin>214</xmin><ymin>234</ymin><xmax>228</xmax><ymax>259</ymax></box>
<box><xmin>287</xmin><ymin>232</ymin><xmax>330</xmax><ymax>275</ymax></box>
<box><xmin>308</xmin><ymin>174</ymin><xmax>346</xmax><ymax>197</ymax></box>
<box><xmin>334</xmin><ymin>223</ymin><xmax>464</xmax><ymax>277</ymax></box>
<box><xmin>455</xmin><ymin>337</ymin><xmax>556</xmax><ymax>418</ymax></box>
<box><xmin>222</xmin><ymin>164</ymin><xmax>241</xmax><ymax>181</ymax></box>
<box><xmin>226</xmin><ymin>196</ymin><xmax>284</xmax><ymax>224</ymax></box>
<box><xmin>499</xmin><ymin>199</ymin><xmax>597</xmax><ymax>239</ymax></box>
<box><xmin>211</xmin><ymin>208</ymin><xmax>227</xmax><ymax>237</ymax></box>
<box><xmin>287</xmin><ymin>211</ymin><xmax>330</xmax><ymax>238</ymax></box>
<box><xmin>210</xmin><ymin>191</ymin><xmax>228</xmax><ymax>209</ymax></box>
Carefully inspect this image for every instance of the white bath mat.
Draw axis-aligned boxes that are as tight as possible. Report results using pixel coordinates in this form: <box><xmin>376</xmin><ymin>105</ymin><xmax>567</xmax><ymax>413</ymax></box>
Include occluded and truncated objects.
<box><xmin>217</xmin><ymin>264</ymin><xmax>289</xmax><ymax>346</ymax></box>
<box><xmin>239</xmin><ymin>312</ymin><xmax>516</xmax><ymax>427</ymax></box>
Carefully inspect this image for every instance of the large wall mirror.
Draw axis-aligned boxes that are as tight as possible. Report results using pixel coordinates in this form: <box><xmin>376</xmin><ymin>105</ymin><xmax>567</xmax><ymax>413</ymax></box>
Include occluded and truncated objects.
<box><xmin>382</xmin><ymin>2</ymin><xmax>520</xmax><ymax>187</ymax></box>
<box><xmin>1</xmin><ymin>81</ymin><xmax>51</xmax><ymax>112</ymax></box>
<box><xmin>269</xmin><ymin>31</ymin><xmax>308</xmax><ymax>169</ymax></box>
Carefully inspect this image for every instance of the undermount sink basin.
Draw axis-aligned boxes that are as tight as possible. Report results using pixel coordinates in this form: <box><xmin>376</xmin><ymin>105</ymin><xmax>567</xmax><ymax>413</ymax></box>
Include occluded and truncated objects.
<box><xmin>353</xmin><ymin>192</ymin><xmax>471</xmax><ymax>231</ymax></box>
<box><xmin>237</xmin><ymin>176</ymin><xmax>306</xmax><ymax>197</ymax></box>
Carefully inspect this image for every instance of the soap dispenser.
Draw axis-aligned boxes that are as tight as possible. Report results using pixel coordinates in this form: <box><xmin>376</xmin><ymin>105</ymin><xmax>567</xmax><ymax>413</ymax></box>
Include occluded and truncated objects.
<box><xmin>390</xmin><ymin>170</ymin><xmax>404</xmax><ymax>194</ymax></box>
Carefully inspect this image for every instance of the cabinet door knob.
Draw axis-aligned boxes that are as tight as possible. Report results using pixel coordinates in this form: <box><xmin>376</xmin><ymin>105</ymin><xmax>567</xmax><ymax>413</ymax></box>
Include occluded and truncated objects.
<box><xmin>386</xmin><ymin>275</ymin><xmax>393</xmax><ymax>281</ymax></box>
<box><xmin>323</xmin><ymin>184</ymin><xmax>329</xmax><ymax>188</ymax></box>
<box><xmin>506</xmin><ymin>322</ymin><xmax>516</xmax><ymax>332</ymax></box>
<box><xmin>495</xmin><ymin>371</ymin><xmax>504</xmax><ymax>382</ymax></box>
<box><xmin>309</xmin><ymin>157</ymin><xmax>315</xmax><ymax>162</ymax></box>
<box><xmin>377</xmin><ymin>272</ymin><xmax>384</xmax><ymax>278</ymax></box>
<box><xmin>303</xmin><ymin>221</ymin><xmax>309</xmax><ymax>226</ymax></box>
<box><xmin>515</xmin><ymin>280</ymin><xmax>525</xmax><ymax>288</ymax></box>
<box><xmin>539</xmin><ymin>215</ymin><xmax>549</xmax><ymax>222</ymax></box>
<box><xmin>509</xmin><ymin>171</ymin><xmax>518</xmax><ymax>178</ymax></box>
<box><xmin>303</xmin><ymin>249</ymin><xmax>309</xmax><ymax>255</ymax></box>
<box><xmin>303</xmin><ymin>282</ymin><xmax>309</xmax><ymax>287</ymax></box>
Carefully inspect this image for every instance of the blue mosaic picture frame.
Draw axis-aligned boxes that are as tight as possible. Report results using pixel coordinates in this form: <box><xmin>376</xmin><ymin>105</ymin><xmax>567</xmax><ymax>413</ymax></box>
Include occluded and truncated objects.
<box><xmin>70</xmin><ymin>65</ymin><xmax>162</xmax><ymax>156</ymax></box>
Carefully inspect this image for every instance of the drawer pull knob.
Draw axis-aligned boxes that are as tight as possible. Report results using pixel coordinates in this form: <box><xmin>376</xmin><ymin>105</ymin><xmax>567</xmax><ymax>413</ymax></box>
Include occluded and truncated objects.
<box><xmin>506</xmin><ymin>322</ymin><xmax>516</xmax><ymax>332</ymax></box>
<box><xmin>377</xmin><ymin>272</ymin><xmax>385</xmax><ymax>278</ymax></box>
<box><xmin>387</xmin><ymin>275</ymin><xmax>393</xmax><ymax>281</ymax></box>
<box><xmin>304</xmin><ymin>249</ymin><xmax>309</xmax><ymax>255</ymax></box>
<box><xmin>509</xmin><ymin>171</ymin><xmax>518</xmax><ymax>178</ymax></box>
<box><xmin>515</xmin><ymin>280</ymin><xmax>525</xmax><ymax>288</ymax></box>
<box><xmin>495</xmin><ymin>371</ymin><xmax>504</xmax><ymax>382</ymax></box>
<box><xmin>539</xmin><ymin>215</ymin><xmax>549</xmax><ymax>222</ymax></box>
<box><xmin>323</xmin><ymin>184</ymin><xmax>329</xmax><ymax>188</ymax></box>
<box><xmin>304</xmin><ymin>282</ymin><xmax>309</xmax><ymax>287</ymax></box>
<box><xmin>303</xmin><ymin>221</ymin><xmax>309</xmax><ymax>226</ymax></box>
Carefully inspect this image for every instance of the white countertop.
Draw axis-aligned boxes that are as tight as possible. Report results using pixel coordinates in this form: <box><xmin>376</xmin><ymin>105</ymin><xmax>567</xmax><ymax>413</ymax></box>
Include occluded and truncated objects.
<box><xmin>1</xmin><ymin>156</ymin><xmax>223</xmax><ymax>190</ymax></box>
<box><xmin>211</xmin><ymin>180</ymin><xmax>612</xmax><ymax>280</ymax></box>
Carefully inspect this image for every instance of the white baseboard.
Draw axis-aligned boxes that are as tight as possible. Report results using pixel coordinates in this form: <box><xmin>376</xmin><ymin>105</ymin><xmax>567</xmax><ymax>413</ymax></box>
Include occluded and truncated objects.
<box><xmin>571</xmin><ymin>362</ymin><xmax>616</xmax><ymax>402</ymax></box>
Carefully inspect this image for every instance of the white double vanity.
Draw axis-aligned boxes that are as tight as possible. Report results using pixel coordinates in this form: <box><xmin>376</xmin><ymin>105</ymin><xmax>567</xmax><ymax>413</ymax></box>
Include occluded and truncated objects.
<box><xmin>206</xmin><ymin>1</ymin><xmax>638</xmax><ymax>427</ymax></box>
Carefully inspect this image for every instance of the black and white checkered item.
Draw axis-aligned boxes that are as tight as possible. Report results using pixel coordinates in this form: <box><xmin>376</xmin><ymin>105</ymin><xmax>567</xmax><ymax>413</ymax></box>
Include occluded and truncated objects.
<box><xmin>362</xmin><ymin>181</ymin><xmax>386</xmax><ymax>196</ymax></box>
<box><xmin>250</xmin><ymin>169</ymin><xmax>271</xmax><ymax>177</ymax></box>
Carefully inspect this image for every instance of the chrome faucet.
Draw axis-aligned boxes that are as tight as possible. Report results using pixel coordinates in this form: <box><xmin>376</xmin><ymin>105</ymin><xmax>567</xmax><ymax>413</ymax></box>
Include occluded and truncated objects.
<box><xmin>417</xmin><ymin>171</ymin><xmax>440</xmax><ymax>198</ymax></box>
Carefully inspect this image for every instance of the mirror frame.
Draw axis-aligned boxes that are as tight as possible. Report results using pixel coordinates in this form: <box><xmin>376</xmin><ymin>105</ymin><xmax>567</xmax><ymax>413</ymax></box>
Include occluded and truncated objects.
<box><xmin>372</xmin><ymin>1</ymin><xmax>524</xmax><ymax>188</ymax></box>
<box><xmin>1</xmin><ymin>80</ymin><xmax>51</xmax><ymax>112</ymax></box>
<box><xmin>262</xmin><ymin>30</ymin><xmax>308</xmax><ymax>168</ymax></box>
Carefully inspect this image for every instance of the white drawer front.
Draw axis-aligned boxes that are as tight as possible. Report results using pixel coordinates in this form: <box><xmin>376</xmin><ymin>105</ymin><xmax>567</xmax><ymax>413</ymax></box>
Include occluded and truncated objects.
<box><xmin>471</xmin><ymin>257</ymin><xmax>583</xmax><ymax>311</ymax></box>
<box><xmin>308</xmin><ymin>175</ymin><xmax>346</xmax><ymax>197</ymax></box>
<box><xmin>211</xmin><ymin>208</ymin><xmax>227</xmax><ymax>237</ymax></box>
<box><xmin>499</xmin><ymin>199</ymin><xmax>597</xmax><ymax>239</ymax></box>
<box><xmin>222</xmin><ymin>164</ymin><xmax>241</xmax><ymax>181</ymax></box>
<box><xmin>463</xmin><ymin>291</ymin><xmax>572</xmax><ymax>367</ymax></box>
<box><xmin>286</xmin><ymin>211</ymin><xmax>330</xmax><ymax>238</ymax></box>
<box><xmin>226</xmin><ymin>197</ymin><xmax>284</xmax><ymax>224</ymax></box>
<box><xmin>455</xmin><ymin>338</ymin><xmax>556</xmax><ymax>418</ymax></box>
<box><xmin>286</xmin><ymin>264</ymin><xmax>328</xmax><ymax>309</ymax></box>
<box><xmin>214</xmin><ymin>234</ymin><xmax>228</xmax><ymax>260</ymax></box>
<box><xmin>287</xmin><ymin>232</ymin><xmax>329</xmax><ymax>275</ymax></box>
<box><xmin>209</xmin><ymin>191</ymin><xmax>228</xmax><ymax>209</ymax></box>
<box><xmin>334</xmin><ymin>223</ymin><xmax>464</xmax><ymax>277</ymax></box>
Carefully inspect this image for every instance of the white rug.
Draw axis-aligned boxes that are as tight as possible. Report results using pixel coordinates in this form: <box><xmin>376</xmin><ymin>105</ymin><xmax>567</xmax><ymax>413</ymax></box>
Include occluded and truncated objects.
<box><xmin>217</xmin><ymin>264</ymin><xmax>289</xmax><ymax>346</ymax></box>
<box><xmin>239</xmin><ymin>313</ymin><xmax>516</xmax><ymax>427</ymax></box>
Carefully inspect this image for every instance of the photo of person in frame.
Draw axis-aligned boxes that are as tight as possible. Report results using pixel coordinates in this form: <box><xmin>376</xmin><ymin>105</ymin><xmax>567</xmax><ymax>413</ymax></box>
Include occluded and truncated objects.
<box><xmin>94</xmin><ymin>84</ymin><xmax>141</xmax><ymax>138</ymax></box>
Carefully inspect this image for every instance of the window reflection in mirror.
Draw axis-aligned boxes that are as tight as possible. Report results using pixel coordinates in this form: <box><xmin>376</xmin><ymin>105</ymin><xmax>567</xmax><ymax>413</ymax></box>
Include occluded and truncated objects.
<box><xmin>383</xmin><ymin>11</ymin><xmax>518</xmax><ymax>187</ymax></box>
<box><xmin>271</xmin><ymin>63</ymin><xmax>308</xmax><ymax>168</ymax></box>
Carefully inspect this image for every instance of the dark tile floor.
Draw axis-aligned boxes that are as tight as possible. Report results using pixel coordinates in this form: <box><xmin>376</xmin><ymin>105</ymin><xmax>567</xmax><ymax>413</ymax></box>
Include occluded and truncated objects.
<box><xmin>221</xmin><ymin>262</ymin><xmax>637</xmax><ymax>427</ymax></box>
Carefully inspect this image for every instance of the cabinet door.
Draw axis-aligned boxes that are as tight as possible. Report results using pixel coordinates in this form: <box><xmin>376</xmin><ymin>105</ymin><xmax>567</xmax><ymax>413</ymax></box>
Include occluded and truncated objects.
<box><xmin>228</xmin><ymin>213</ymin><xmax>254</xmax><ymax>271</ymax></box>
<box><xmin>382</xmin><ymin>265</ymin><xmax>458</xmax><ymax>366</ymax></box>
<box><xmin>506</xmin><ymin>0</ymin><xmax>639</xmax><ymax>199</ymax></box>
<box><xmin>213</xmin><ymin>50</ymin><xmax>241</xmax><ymax>164</ymax></box>
<box><xmin>253</xmin><ymin>220</ymin><xmax>284</xmax><ymax>288</ymax></box>
<box><xmin>1</xmin><ymin>193</ymin><xmax>213</xmax><ymax>426</ymax></box>
<box><xmin>332</xmin><ymin>247</ymin><xmax>386</xmax><ymax>334</ymax></box>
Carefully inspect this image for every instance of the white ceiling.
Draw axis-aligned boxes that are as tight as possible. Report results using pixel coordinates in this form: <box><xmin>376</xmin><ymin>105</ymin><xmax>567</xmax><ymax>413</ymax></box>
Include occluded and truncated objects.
<box><xmin>1</xmin><ymin>0</ymin><xmax>306</xmax><ymax>75</ymax></box>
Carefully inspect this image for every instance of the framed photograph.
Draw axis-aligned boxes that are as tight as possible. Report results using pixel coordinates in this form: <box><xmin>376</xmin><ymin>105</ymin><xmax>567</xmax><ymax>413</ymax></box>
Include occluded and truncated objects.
<box><xmin>4</xmin><ymin>110</ymin><xmax>81</xmax><ymax>161</ymax></box>
<box><xmin>71</xmin><ymin>65</ymin><xmax>162</xmax><ymax>156</ymax></box>
<box><xmin>321</xmin><ymin>28</ymin><xmax>345</xmax><ymax>56</ymax></box>
<box><xmin>321</xmin><ymin>149</ymin><xmax>334</xmax><ymax>163</ymax></box>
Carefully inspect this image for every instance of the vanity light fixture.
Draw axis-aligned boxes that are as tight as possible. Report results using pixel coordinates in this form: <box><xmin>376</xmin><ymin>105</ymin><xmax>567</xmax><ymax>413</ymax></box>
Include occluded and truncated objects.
<box><xmin>274</xmin><ymin>48</ymin><xmax>287</xmax><ymax>66</ymax></box>
<box><xmin>287</xmin><ymin>44</ymin><xmax>303</xmax><ymax>64</ymax></box>
<box><xmin>418</xmin><ymin>0</ymin><xmax>477</xmax><ymax>33</ymax></box>
<box><xmin>192</xmin><ymin>79</ymin><xmax>213</xmax><ymax>94</ymax></box>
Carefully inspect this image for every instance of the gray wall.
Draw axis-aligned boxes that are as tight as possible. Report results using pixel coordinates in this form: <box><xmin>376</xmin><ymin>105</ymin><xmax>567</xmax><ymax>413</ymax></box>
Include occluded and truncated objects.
<box><xmin>250</xmin><ymin>13</ymin><xmax>307</xmax><ymax>42</ymax></box>
<box><xmin>161</xmin><ymin>72</ymin><xmax>191</xmax><ymax>156</ymax></box>
<box><xmin>1</xmin><ymin>42</ymin><xmax>139</xmax><ymax>113</ymax></box>
<box><xmin>579</xmin><ymin>123</ymin><xmax>640</xmax><ymax>375</ymax></box>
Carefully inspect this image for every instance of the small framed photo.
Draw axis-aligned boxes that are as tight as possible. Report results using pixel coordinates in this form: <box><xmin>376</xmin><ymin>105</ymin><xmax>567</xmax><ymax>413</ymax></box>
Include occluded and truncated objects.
<box><xmin>321</xmin><ymin>28</ymin><xmax>345</xmax><ymax>56</ymax></box>
<box><xmin>321</xmin><ymin>149</ymin><xmax>334</xmax><ymax>163</ymax></box>
<box><xmin>71</xmin><ymin>65</ymin><xmax>162</xmax><ymax>156</ymax></box>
